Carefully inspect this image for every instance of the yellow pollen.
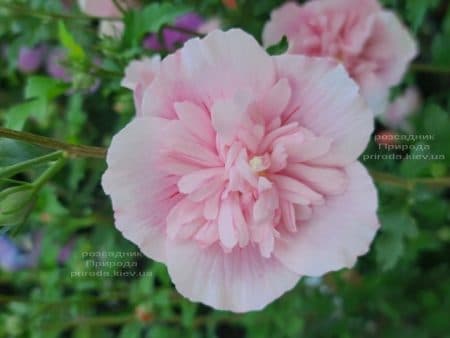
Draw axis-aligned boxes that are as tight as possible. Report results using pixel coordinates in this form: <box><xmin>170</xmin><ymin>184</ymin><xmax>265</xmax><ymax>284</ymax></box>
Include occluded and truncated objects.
<box><xmin>249</xmin><ymin>156</ymin><xmax>267</xmax><ymax>176</ymax></box>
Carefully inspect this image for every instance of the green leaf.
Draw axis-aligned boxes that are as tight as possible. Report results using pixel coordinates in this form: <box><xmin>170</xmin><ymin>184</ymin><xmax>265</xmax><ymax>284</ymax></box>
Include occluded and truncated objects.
<box><xmin>122</xmin><ymin>3</ymin><xmax>189</xmax><ymax>47</ymax></box>
<box><xmin>5</xmin><ymin>99</ymin><xmax>47</xmax><ymax>130</ymax></box>
<box><xmin>266</xmin><ymin>36</ymin><xmax>288</xmax><ymax>55</ymax></box>
<box><xmin>0</xmin><ymin>140</ymin><xmax>45</xmax><ymax>167</ymax></box>
<box><xmin>405</xmin><ymin>0</ymin><xmax>439</xmax><ymax>32</ymax></box>
<box><xmin>25</xmin><ymin>76</ymin><xmax>69</xmax><ymax>100</ymax></box>
<box><xmin>375</xmin><ymin>209</ymin><xmax>418</xmax><ymax>270</ymax></box>
<box><xmin>58</xmin><ymin>21</ymin><xmax>86</xmax><ymax>61</ymax></box>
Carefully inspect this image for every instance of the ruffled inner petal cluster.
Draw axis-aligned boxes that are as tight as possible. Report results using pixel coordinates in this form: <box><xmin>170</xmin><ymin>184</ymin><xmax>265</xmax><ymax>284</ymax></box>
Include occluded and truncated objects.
<box><xmin>162</xmin><ymin>91</ymin><xmax>351</xmax><ymax>258</ymax></box>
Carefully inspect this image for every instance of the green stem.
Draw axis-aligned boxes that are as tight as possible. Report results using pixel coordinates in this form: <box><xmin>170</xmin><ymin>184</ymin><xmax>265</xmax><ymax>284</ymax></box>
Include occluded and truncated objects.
<box><xmin>163</xmin><ymin>24</ymin><xmax>204</xmax><ymax>37</ymax></box>
<box><xmin>0</xmin><ymin>151</ymin><xmax>63</xmax><ymax>179</ymax></box>
<box><xmin>42</xmin><ymin>314</ymin><xmax>135</xmax><ymax>331</ymax></box>
<box><xmin>370</xmin><ymin>170</ymin><xmax>450</xmax><ymax>190</ymax></box>
<box><xmin>112</xmin><ymin>0</ymin><xmax>126</xmax><ymax>14</ymax></box>
<box><xmin>33</xmin><ymin>154</ymin><xmax>68</xmax><ymax>191</ymax></box>
<box><xmin>1</xmin><ymin>129</ymin><xmax>449</xmax><ymax>189</ymax></box>
<box><xmin>0</xmin><ymin>2</ymin><xmax>118</xmax><ymax>21</ymax></box>
<box><xmin>410</xmin><ymin>63</ymin><xmax>450</xmax><ymax>75</ymax></box>
<box><xmin>0</xmin><ymin>127</ymin><xmax>106</xmax><ymax>159</ymax></box>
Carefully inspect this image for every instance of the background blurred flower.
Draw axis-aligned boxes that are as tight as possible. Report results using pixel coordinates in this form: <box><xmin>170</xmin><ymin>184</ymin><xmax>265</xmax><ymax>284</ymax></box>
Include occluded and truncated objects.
<box><xmin>381</xmin><ymin>87</ymin><xmax>421</xmax><ymax>131</ymax></box>
<box><xmin>78</xmin><ymin>0</ymin><xmax>131</xmax><ymax>17</ymax></box>
<box><xmin>103</xmin><ymin>29</ymin><xmax>378</xmax><ymax>312</ymax></box>
<box><xmin>78</xmin><ymin>0</ymin><xmax>138</xmax><ymax>37</ymax></box>
<box><xmin>46</xmin><ymin>48</ymin><xmax>71</xmax><ymax>81</ymax></box>
<box><xmin>198</xmin><ymin>18</ymin><xmax>222</xmax><ymax>34</ymax></box>
<box><xmin>17</xmin><ymin>45</ymin><xmax>47</xmax><ymax>73</ymax></box>
<box><xmin>0</xmin><ymin>234</ymin><xmax>41</xmax><ymax>271</ymax></box>
<box><xmin>143</xmin><ymin>12</ymin><xmax>206</xmax><ymax>51</ymax></box>
<box><xmin>263</xmin><ymin>0</ymin><xmax>417</xmax><ymax>115</ymax></box>
<box><xmin>222</xmin><ymin>0</ymin><xmax>238</xmax><ymax>10</ymax></box>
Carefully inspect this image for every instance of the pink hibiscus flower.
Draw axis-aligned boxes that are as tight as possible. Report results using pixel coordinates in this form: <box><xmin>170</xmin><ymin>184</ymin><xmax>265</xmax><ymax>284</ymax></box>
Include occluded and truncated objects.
<box><xmin>103</xmin><ymin>29</ymin><xmax>379</xmax><ymax>312</ymax></box>
<box><xmin>263</xmin><ymin>0</ymin><xmax>417</xmax><ymax>114</ymax></box>
<box><xmin>381</xmin><ymin>87</ymin><xmax>421</xmax><ymax>131</ymax></box>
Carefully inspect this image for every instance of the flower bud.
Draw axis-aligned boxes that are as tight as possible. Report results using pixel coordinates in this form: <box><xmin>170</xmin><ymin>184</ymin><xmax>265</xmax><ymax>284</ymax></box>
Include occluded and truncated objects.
<box><xmin>0</xmin><ymin>186</ymin><xmax>35</xmax><ymax>226</ymax></box>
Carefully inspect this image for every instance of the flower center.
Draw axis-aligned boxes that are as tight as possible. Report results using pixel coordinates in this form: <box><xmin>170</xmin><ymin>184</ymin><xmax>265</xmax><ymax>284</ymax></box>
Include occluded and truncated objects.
<box><xmin>249</xmin><ymin>155</ymin><xmax>269</xmax><ymax>176</ymax></box>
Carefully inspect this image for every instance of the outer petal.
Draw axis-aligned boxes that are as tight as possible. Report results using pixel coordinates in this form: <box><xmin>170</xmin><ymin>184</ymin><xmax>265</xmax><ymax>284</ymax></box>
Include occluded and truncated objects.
<box><xmin>121</xmin><ymin>56</ymin><xmax>161</xmax><ymax>91</ymax></box>
<box><xmin>166</xmin><ymin>241</ymin><xmax>300</xmax><ymax>312</ymax></box>
<box><xmin>102</xmin><ymin>117</ymin><xmax>178</xmax><ymax>263</ymax></box>
<box><xmin>275</xmin><ymin>55</ymin><xmax>373</xmax><ymax>166</ymax></box>
<box><xmin>365</xmin><ymin>11</ymin><xmax>418</xmax><ymax>87</ymax></box>
<box><xmin>274</xmin><ymin>162</ymin><xmax>379</xmax><ymax>276</ymax></box>
<box><xmin>142</xmin><ymin>29</ymin><xmax>276</xmax><ymax>117</ymax></box>
<box><xmin>262</xmin><ymin>2</ymin><xmax>303</xmax><ymax>47</ymax></box>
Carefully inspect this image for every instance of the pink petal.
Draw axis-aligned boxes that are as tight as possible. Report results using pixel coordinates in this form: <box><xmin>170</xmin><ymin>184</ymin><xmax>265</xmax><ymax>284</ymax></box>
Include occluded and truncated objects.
<box><xmin>218</xmin><ymin>198</ymin><xmax>238</xmax><ymax>249</ymax></box>
<box><xmin>283</xmin><ymin>163</ymin><xmax>348</xmax><ymax>196</ymax></box>
<box><xmin>166</xmin><ymin>198</ymin><xmax>203</xmax><ymax>239</ymax></box>
<box><xmin>271</xmin><ymin>174</ymin><xmax>324</xmax><ymax>205</ymax></box>
<box><xmin>166</xmin><ymin>241</ymin><xmax>300</xmax><ymax>312</ymax></box>
<box><xmin>102</xmin><ymin>117</ymin><xmax>175</xmax><ymax>263</ymax></box>
<box><xmin>275</xmin><ymin>55</ymin><xmax>373</xmax><ymax>166</ymax></box>
<box><xmin>274</xmin><ymin>162</ymin><xmax>379</xmax><ymax>276</ymax></box>
<box><xmin>174</xmin><ymin>101</ymin><xmax>215</xmax><ymax>145</ymax></box>
<box><xmin>254</xmin><ymin>78</ymin><xmax>292</xmax><ymax>123</ymax></box>
<box><xmin>179</xmin><ymin>29</ymin><xmax>276</xmax><ymax>105</ymax></box>
<box><xmin>178</xmin><ymin>168</ymin><xmax>224</xmax><ymax>194</ymax></box>
<box><xmin>262</xmin><ymin>2</ymin><xmax>304</xmax><ymax>48</ymax></box>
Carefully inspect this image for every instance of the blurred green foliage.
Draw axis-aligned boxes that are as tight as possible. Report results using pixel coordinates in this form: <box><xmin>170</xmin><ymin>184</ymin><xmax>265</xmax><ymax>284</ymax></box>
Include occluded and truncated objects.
<box><xmin>0</xmin><ymin>0</ymin><xmax>449</xmax><ymax>337</ymax></box>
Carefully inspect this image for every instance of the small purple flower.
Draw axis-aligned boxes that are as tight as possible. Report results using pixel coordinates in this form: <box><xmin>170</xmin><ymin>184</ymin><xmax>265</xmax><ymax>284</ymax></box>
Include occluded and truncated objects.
<box><xmin>0</xmin><ymin>234</ymin><xmax>39</xmax><ymax>271</ymax></box>
<box><xmin>58</xmin><ymin>238</ymin><xmax>75</xmax><ymax>264</ymax></box>
<box><xmin>46</xmin><ymin>48</ymin><xmax>71</xmax><ymax>81</ymax></box>
<box><xmin>18</xmin><ymin>46</ymin><xmax>47</xmax><ymax>73</ymax></box>
<box><xmin>143</xmin><ymin>12</ymin><xmax>204</xmax><ymax>51</ymax></box>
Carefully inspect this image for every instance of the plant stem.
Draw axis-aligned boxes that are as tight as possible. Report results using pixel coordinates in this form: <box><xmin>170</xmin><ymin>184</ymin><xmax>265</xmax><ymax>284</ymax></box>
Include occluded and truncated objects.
<box><xmin>1</xmin><ymin>128</ymin><xmax>449</xmax><ymax>189</ymax></box>
<box><xmin>112</xmin><ymin>0</ymin><xmax>126</xmax><ymax>15</ymax></box>
<box><xmin>0</xmin><ymin>2</ymin><xmax>118</xmax><ymax>21</ymax></box>
<box><xmin>410</xmin><ymin>63</ymin><xmax>450</xmax><ymax>75</ymax></box>
<box><xmin>0</xmin><ymin>127</ymin><xmax>106</xmax><ymax>159</ymax></box>
<box><xmin>33</xmin><ymin>154</ymin><xmax>68</xmax><ymax>191</ymax></box>
<box><xmin>44</xmin><ymin>314</ymin><xmax>135</xmax><ymax>330</ymax></box>
<box><xmin>370</xmin><ymin>170</ymin><xmax>450</xmax><ymax>190</ymax></box>
<box><xmin>163</xmin><ymin>24</ymin><xmax>204</xmax><ymax>37</ymax></box>
<box><xmin>0</xmin><ymin>151</ymin><xmax>63</xmax><ymax>179</ymax></box>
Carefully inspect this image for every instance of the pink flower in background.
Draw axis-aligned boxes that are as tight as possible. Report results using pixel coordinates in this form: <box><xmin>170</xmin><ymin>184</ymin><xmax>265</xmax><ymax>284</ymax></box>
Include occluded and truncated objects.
<box><xmin>18</xmin><ymin>46</ymin><xmax>47</xmax><ymax>73</ymax></box>
<box><xmin>78</xmin><ymin>0</ymin><xmax>137</xmax><ymax>37</ymax></box>
<box><xmin>198</xmin><ymin>18</ymin><xmax>222</xmax><ymax>35</ymax></box>
<box><xmin>381</xmin><ymin>87</ymin><xmax>421</xmax><ymax>131</ymax></box>
<box><xmin>78</xmin><ymin>0</ymin><xmax>133</xmax><ymax>17</ymax></box>
<box><xmin>121</xmin><ymin>56</ymin><xmax>161</xmax><ymax>115</ymax></box>
<box><xmin>103</xmin><ymin>29</ymin><xmax>379</xmax><ymax>312</ymax></box>
<box><xmin>263</xmin><ymin>0</ymin><xmax>417</xmax><ymax>114</ymax></box>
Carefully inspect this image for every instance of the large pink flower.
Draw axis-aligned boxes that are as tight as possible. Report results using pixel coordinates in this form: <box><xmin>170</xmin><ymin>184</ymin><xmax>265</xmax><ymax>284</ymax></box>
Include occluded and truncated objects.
<box><xmin>263</xmin><ymin>0</ymin><xmax>417</xmax><ymax>114</ymax></box>
<box><xmin>103</xmin><ymin>29</ymin><xmax>379</xmax><ymax>312</ymax></box>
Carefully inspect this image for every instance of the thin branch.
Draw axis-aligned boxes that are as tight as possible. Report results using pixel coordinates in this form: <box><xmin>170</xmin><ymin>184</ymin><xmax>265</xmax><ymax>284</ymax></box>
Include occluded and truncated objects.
<box><xmin>370</xmin><ymin>170</ymin><xmax>450</xmax><ymax>190</ymax></box>
<box><xmin>410</xmin><ymin>63</ymin><xmax>450</xmax><ymax>75</ymax></box>
<box><xmin>0</xmin><ymin>3</ymin><xmax>119</xmax><ymax>21</ymax></box>
<box><xmin>163</xmin><ymin>24</ymin><xmax>204</xmax><ymax>37</ymax></box>
<box><xmin>0</xmin><ymin>127</ymin><xmax>106</xmax><ymax>159</ymax></box>
<box><xmin>0</xmin><ymin>151</ymin><xmax>63</xmax><ymax>178</ymax></box>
